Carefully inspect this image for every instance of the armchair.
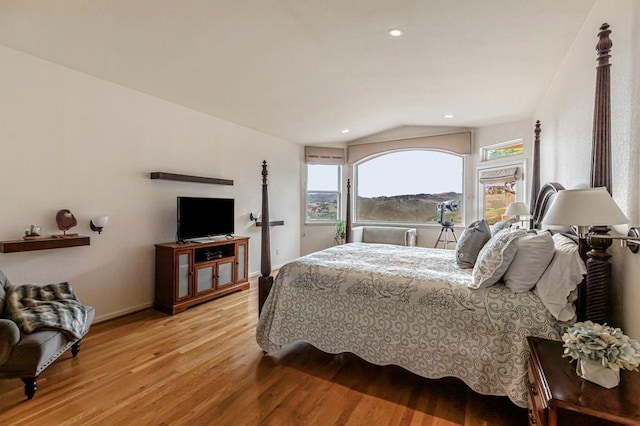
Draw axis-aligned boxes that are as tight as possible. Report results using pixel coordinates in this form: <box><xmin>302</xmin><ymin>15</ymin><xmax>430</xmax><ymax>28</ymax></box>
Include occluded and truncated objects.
<box><xmin>0</xmin><ymin>270</ymin><xmax>94</xmax><ymax>399</ymax></box>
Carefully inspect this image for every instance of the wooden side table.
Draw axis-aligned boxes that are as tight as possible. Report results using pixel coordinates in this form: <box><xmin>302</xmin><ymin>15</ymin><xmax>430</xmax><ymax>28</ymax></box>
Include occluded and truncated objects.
<box><xmin>527</xmin><ymin>336</ymin><xmax>640</xmax><ymax>425</ymax></box>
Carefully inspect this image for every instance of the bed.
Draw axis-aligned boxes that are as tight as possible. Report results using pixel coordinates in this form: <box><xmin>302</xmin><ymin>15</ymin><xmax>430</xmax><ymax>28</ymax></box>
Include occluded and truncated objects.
<box><xmin>256</xmin><ymin>23</ymin><xmax>615</xmax><ymax>409</ymax></box>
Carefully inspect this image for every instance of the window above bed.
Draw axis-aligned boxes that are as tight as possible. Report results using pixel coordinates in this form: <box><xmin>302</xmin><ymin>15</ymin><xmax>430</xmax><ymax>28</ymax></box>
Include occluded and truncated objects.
<box><xmin>354</xmin><ymin>150</ymin><xmax>464</xmax><ymax>225</ymax></box>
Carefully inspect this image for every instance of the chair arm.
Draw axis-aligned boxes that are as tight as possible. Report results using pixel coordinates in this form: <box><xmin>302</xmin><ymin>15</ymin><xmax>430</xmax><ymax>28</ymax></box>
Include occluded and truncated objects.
<box><xmin>351</xmin><ymin>227</ymin><xmax>364</xmax><ymax>242</ymax></box>
<box><xmin>0</xmin><ymin>319</ymin><xmax>20</xmax><ymax>365</ymax></box>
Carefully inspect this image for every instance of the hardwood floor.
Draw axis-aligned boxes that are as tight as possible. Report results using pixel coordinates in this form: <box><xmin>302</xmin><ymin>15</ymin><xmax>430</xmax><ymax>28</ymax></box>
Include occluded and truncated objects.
<box><xmin>0</xmin><ymin>282</ymin><xmax>527</xmax><ymax>425</ymax></box>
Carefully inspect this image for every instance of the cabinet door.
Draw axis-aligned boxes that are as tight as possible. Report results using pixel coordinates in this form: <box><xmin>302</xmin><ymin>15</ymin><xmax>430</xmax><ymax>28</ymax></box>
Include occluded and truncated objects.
<box><xmin>176</xmin><ymin>250</ymin><xmax>193</xmax><ymax>301</ymax></box>
<box><xmin>217</xmin><ymin>258</ymin><xmax>235</xmax><ymax>288</ymax></box>
<box><xmin>236</xmin><ymin>241</ymin><xmax>248</xmax><ymax>283</ymax></box>
<box><xmin>195</xmin><ymin>263</ymin><xmax>215</xmax><ymax>295</ymax></box>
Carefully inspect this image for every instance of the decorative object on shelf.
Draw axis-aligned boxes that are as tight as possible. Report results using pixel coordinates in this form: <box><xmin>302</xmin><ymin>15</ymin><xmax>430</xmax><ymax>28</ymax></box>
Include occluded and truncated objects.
<box><xmin>505</xmin><ymin>201</ymin><xmax>529</xmax><ymax>227</ymax></box>
<box><xmin>23</xmin><ymin>224</ymin><xmax>42</xmax><ymax>240</ymax></box>
<box><xmin>334</xmin><ymin>219</ymin><xmax>346</xmax><ymax>245</ymax></box>
<box><xmin>53</xmin><ymin>209</ymin><xmax>78</xmax><ymax>238</ymax></box>
<box><xmin>562</xmin><ymin>321</ymin><xmax>640</xmax><ymax>388</ymax></box>
<box><xmin>90</xmin><ymin>216</ymin><xmax>109</xmax><ymax>234</ymax></box>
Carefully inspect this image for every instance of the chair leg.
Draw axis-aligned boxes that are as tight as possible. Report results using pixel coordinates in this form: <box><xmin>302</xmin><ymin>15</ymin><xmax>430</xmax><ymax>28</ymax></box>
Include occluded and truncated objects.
<box><xmin>71</xmin><ymin>339</ymin><xmax>82</xmax><ymax>357</ymax></box>
<box><xmin>21</xmin><ymin>377</ymin><xmax>37</xmax><ymax>400</ymax></box>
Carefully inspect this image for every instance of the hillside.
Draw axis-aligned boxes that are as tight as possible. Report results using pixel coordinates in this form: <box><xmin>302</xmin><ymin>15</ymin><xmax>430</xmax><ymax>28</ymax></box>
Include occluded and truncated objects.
<box><xmin>357</xmin><ymin>192</ymin><xmax>463</xmax><ymax>223</ymax></box>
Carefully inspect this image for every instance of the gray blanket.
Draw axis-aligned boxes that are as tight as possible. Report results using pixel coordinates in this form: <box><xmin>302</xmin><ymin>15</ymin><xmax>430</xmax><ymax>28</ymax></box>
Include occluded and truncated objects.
<box><xmin>6</xmin><ymin>282</ymin><xmax>87</xmax><ymax>340</ymax></box>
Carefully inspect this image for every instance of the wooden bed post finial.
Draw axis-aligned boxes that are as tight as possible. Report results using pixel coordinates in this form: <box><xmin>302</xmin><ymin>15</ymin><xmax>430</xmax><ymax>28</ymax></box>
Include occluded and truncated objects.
<box><xmin>591</xmin><ymin>23</ymin><xmax>612</xmax><ymax>195</ymax></box>
<box><xmin>258</xmin><ymin>160</ymin><xmax>274</xmax><ymax>316</ymax></box>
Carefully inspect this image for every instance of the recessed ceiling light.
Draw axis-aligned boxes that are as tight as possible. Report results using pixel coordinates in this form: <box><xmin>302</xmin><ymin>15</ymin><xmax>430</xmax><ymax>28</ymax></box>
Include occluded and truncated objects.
<box><xmin>341</xmin><ymin>129</ymin><xmax>350</xmax><ymax>134</ymax></box>
<box><xmin>444</xmin><ymin>114</ymin><xmax>454</xmax><ymax>119</ymax></box>
<box><xmin>388</xmin><ymin>29</ymin><xmax>403</xmax><ymax>37</ymax></box>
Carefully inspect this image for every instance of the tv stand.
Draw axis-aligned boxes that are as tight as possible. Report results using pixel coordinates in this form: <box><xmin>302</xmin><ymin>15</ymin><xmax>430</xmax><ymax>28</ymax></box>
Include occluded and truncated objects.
<box><xmin>154</xmin><ymin>236</ymin><xmax>249</xmax><ymax>314</ymax></box>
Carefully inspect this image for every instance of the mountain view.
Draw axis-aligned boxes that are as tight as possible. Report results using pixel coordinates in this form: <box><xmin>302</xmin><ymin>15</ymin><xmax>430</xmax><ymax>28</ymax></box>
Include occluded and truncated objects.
<box><xmin>357</xmin><ymin>192</ymin><xmax>463</xmax><ymax>223</ymax></box>
<box><xmin>306</xmin><ymin>192</ymin><xmax>464</xmax><ymax>223</ymax></box>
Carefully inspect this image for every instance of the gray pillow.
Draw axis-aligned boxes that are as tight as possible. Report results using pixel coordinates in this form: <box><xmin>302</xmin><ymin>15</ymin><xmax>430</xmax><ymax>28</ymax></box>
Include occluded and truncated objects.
<box><xmin>503</xmin><ymin>231</ymin><xmax>555</xmax><ymax>292</ymax></box>
<box><xmin>470</xmin><ymin>227</ymin><xmax>527</xmax><ymax>289</ymax></box>
<box><xmin>490</xmin><ymin>218</ymin><xmax>517</xmax><ymax>236</ymax></box>
<box><xmin>455</xmin><ymin>219</ymin><xmax>491</xmax><ymax>268</ymax></box>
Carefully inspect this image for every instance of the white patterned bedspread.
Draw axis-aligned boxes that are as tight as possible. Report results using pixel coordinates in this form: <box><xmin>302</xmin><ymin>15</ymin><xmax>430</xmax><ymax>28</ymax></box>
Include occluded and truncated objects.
<box><xmin>256</xmin><ymin>243</ymin><xmax>562</xmax><ymax>408</ymax></box>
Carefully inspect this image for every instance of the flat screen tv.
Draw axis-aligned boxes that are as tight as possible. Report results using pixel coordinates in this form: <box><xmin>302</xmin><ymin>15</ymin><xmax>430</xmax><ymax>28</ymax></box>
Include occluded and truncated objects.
<box><xmin>177</xmin><ymin>197</ymin><xmax>234</xmax><ymax>241</ymax></box>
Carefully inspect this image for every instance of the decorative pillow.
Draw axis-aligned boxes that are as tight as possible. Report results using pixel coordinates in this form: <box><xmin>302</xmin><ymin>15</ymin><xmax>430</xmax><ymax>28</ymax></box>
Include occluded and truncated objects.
<box><xmin>490</xmin><ymin>218</ymin><xmax>517</xmax><ymax>236</ymax></box>
<box><xmin>534</xmin><ymin>234</ymin><xmax>586</xmax><ymax>321</ymax></box>
<box><xmin>469</xmin><ymin>228</ymin><xmax>527</xmax><ymax>289</ymax></box>
<box><xmin>503</xmin><ymin>231</ymin><xmax>555</xmax><ymax>292</ymax></box>
<box><xmin>455</xmin><ymin>219</ymin><xmax>491</xmax><ymax>269</ymax></box>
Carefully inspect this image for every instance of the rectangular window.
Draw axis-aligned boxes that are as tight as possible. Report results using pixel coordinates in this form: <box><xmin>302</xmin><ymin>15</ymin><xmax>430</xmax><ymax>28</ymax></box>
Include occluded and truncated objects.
<box><xmin>481</xmin><ymin>139</ymin><xmax>524</xmax><ymax>162</ymax></box>
<box><xmin>306</xmin><ymin>164</ymin><xmax>340</xmax><ymax>222</ymax></box>
<box><xmin>478</xmin><ymin>165</ymin><xmax>523</xmax><ymax>225</ymax></box>
<box><xmin>482</xmin><ymin>180</ymin><xmax>517</xmax><ymax>225</ymax></box>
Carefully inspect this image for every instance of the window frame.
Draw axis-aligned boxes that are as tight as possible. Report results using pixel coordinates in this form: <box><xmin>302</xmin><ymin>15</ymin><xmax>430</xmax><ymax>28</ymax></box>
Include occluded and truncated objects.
<box><xmin>353</xmin><ymin>148</ymin><xmax>466</xmax><ymax>227</ymax></box>
<box><xmin>305</xmin><ymin>163</ymin><xmax>342</xmax><ymax>224</ymax></box>
<box><xmin>480</xmin><ymin>138</ymin><xmax>524</xmax><ymax>162</ymax></box>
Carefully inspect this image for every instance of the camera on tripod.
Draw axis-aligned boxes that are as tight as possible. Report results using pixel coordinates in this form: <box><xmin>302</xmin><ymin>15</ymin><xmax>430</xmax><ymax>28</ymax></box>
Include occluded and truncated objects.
<box><xmin>436</xmin><ymin>200</ymin><xmax>460</xmax><ymax>227</ymax></box>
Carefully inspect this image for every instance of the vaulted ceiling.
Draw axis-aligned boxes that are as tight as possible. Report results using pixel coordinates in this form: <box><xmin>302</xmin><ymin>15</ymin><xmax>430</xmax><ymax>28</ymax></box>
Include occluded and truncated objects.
<box><xmin>0</xmin><ymin>1</ymin><xmax>595</xmax><ymax>144</ymax></box>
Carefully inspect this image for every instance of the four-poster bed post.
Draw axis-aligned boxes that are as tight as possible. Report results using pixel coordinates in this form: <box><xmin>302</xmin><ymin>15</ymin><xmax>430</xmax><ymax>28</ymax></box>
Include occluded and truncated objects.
<box><xmin>529</xmin><ymin>120</ymin><xmax>541</xmax><ymax>229</ymax></box>
<box><xmin>258</xmin><ymin>161</ymin><xmax>273</xmax><ymax>316</ymax></box>
<box><xmin>585</xmin><ymin>22</ymin><xmax>614</xmax><ymax>325</ymax></box>
<box><xmin>345</xmin><ymin>178</ymin><xmax>352</xmax><ymax>243</ymax></box>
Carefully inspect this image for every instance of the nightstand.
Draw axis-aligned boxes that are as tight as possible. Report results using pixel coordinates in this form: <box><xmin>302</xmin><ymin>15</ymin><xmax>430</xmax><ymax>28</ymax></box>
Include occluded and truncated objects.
<box><xmin>527</xmin><ymin>336</ymin><xmax>640</xmax><ymax>425</ymax></box>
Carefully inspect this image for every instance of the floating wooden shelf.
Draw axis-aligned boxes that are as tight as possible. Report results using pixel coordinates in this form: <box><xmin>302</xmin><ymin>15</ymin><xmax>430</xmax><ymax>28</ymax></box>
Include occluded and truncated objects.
<box><xmin>0</xmin><ymin>236</ymin><xmax>91</xmax><ymax>253</ymax></box>
<box><xmin>150</xmin><ymin>172</ymin><xmax>233</xmax><ymax>186</ymax></box>
<box><xmin>255</xmin><ymin>221</ymin><xmax>284</xmax><ymax>227</ymax></box>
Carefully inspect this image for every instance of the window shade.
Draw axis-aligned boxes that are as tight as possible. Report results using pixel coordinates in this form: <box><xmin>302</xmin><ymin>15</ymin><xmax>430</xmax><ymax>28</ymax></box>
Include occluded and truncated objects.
<box><xmin>347</xmin><ymin>131</ymin><xmax>471</xmax><ymax>164</ymax></box>
<box><xmin>478</xmin><ymin>167</ymin><xmax>520</xmax><ymax>184</ymax></box>
<box><xmin>305</xmin><ymin>146</ymin><xmax>345</xmax><ymax>165</ymax></box>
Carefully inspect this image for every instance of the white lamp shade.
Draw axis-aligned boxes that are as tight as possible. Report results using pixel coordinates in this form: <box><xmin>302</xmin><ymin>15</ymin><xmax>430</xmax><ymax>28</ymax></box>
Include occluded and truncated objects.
<box><xmin>541</xmin><ymin>187</ymin><xmax>628</xmax><ymax>226</ymax></box>
<box><xmin>91</xmin><ymin>215</ymin><xmax>109</xmax><ymax>228</ymax></box>
<box><xmin>505</xmin><ymin>202</ymin><xmax>529</xmax><ymax>217</ymax></box>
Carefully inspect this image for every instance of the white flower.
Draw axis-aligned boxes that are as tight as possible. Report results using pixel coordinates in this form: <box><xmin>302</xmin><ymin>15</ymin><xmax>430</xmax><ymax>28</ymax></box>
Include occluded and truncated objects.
<box><xmin>561</xmin><ymin>321</ymin><xmax>640</xmax><ymax>371</ymax></box>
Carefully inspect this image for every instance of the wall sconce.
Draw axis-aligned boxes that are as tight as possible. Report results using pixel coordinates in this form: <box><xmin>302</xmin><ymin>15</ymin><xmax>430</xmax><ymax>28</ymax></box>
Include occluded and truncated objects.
<box><xmin>90</xmin><ymin>216</ymin><xmax>109</xmax><ymax>234</ymax></box>
<box><xmin>541</xmin><ymin>187</ymin><xmax>639</xmax><ymax>252</ymax></box>
<box><xmin>250</xmin><ymin>212</ymin><xmax>261</xmax><ymax>222</ymax></box>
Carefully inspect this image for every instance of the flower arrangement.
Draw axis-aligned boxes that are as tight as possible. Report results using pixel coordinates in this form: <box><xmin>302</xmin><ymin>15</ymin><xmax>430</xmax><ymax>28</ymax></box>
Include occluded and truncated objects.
<box><xmin>562</xmin><ymin>321</ymin><xmax>640</xmax><ymax>371</ymax></box>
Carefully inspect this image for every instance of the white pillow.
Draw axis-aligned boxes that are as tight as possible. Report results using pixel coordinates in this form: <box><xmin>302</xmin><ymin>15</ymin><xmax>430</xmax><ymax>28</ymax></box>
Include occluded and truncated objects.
<box><xmin>503</xmin><ymin>231</ymin><xmax>555</xmax><ymax>292</ymax></box>
<box><xmin>534</xmin><ymin>233</ymin><xmax>586</xmax><ymax>321</ymax></box>
<box><xmin>470</xmin><ymin>228</ymin><xmax>527</xmax><ymax>289</ymax></box>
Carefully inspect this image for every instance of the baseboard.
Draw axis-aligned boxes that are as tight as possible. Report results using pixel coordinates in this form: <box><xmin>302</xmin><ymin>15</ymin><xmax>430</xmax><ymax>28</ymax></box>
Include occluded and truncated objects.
<box><xmin>94</xmin><ymin>302</ymin><xmax>154</xmax><ymax>324</ymax></box>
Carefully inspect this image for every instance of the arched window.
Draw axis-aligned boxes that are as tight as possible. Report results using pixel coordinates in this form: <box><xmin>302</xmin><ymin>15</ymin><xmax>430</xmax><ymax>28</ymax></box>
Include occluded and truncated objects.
<box><xmin>355</xmin><ymin>150</ymin><xmax>464</xmax><ymax>224</ymax></box>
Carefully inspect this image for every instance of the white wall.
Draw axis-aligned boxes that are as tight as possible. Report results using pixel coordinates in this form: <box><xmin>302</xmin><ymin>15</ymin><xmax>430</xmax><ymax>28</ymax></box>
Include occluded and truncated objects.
<box><xmin>535</xmin><ymin>0</ymin><xmax>640</xmax><ymax>337</ymax></box>
<box><xmin>0</xmin><ymin>46</ymin><xmax>301</xmax><ymax>321</ymax></box>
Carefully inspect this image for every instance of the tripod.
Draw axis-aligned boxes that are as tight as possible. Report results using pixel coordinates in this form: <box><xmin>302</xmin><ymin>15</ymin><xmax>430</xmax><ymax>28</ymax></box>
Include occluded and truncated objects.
<box><xmin>434</xmin><ymin>223</ymin><xmax>457</xmax><ymax>249</ymax></box>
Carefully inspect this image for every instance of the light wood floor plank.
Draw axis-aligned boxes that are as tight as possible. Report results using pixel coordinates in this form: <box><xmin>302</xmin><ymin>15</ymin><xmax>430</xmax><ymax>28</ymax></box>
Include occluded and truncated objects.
<box><xmin>0</xmin><ymin>282</ymin><xmax>527</xmax><ymax>425</ymax></box>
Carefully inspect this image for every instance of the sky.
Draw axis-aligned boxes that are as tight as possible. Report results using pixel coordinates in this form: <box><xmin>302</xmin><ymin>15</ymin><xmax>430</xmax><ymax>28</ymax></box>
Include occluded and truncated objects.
<box><xmin>356</xmin><ymin>151</ymin><xmax>463</xmax><ymax>197</ymax></box>
<box><xmin>308</xmin><ymin>151</ymin><xmax>463</xmax><ymax>197</ymax></box>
